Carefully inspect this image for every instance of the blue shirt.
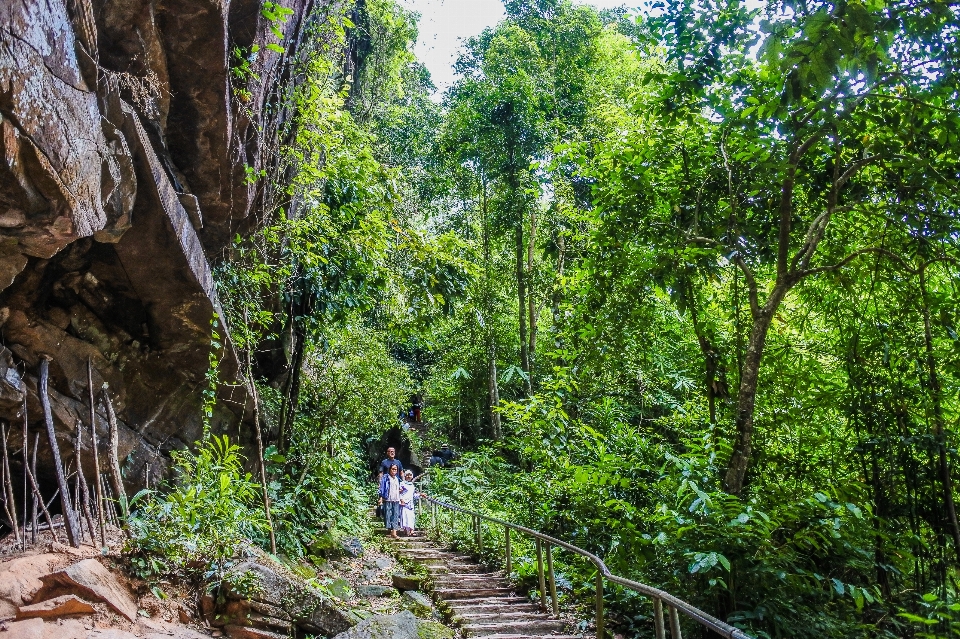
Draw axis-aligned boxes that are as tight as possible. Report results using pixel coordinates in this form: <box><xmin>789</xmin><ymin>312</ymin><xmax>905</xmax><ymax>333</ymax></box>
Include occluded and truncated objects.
<box><xmin>380</xmin><ymin>458</ymin><xmax>403</xmax><ymax>476</ymax></box>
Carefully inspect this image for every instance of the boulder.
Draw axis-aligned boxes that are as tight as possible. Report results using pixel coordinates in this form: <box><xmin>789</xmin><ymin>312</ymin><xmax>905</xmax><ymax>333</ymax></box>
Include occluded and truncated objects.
<box><xmin>0</xmin><ymin>554</ymin><xmax>61</xmax><ymax>618</ymax></box>
<box><xmin>363</xmin><ymin>557</ymin><xmax>393</xmax><ymax>570</ymax></box>
<box><xmin>32</xmin><ymin>559</ymin><xmax>138</xmax><ymax>621</ymax></box>
<box><xmin>341</xmin><ymin>537</ymin><xmax>363</xmax><ymax>557</ymax></box>
<box><xmin>356</xmin><ymin>585</ymin><xmax>395</xmax><ymax>598</ymax></box>
<box><xmin>401</xmin><ymin>591</ymin><xmax>433</xmax><ymax>618</ymax></box>
<box><xmin>223</xmin><ymin>560</ymin><xmax>352</xmax><ymax>636</ymax></box>
<box><xmin>331</xmin><ymin>611</ymin><xmax>419</xmax><ymax>639</ymax></box>
<box><xmin>391</xmin><ymin>573</ymin><xmax>422</xmax><ymax>591</ymax></box>
<box><xmin>1</xmin><ymin>617</ymin><xmax>86</xmax><ymax>639</ymax></box>
<box><xmin>223</xmin><ymin>626</ymin><xmax>287</xmax><ymax>639</ymax></box>
<box><xmin>417</xmin><ymin>620</ymin><xmax>455</xmax><ymax>639</ymax></box>
<box><xmin>16</xmin><ymin>594</ymin><xmax>95</xmax><ymax>619</ymax></box>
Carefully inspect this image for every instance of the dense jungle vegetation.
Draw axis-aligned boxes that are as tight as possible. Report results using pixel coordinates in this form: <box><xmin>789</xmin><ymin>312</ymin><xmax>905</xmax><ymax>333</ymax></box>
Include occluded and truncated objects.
<box><xmin>128</xmin><ymin>0</ymin><xmax>960</xmax><ymax>637</ymax></box>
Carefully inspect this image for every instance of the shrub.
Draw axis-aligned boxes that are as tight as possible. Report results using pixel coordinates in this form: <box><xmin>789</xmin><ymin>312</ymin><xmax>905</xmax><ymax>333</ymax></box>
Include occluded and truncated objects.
<box><xmin>126</xmin><ymin>435</ymin><xmax>267</xmax><ymax>586</ymax></box>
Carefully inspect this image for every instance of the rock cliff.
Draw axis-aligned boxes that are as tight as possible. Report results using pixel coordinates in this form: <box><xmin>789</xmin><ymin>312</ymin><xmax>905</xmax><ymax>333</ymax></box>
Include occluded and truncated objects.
<box><xmin>0</xmin><ymin>0</ymin><xmax>321</xmax><ymax>500</ymax></box>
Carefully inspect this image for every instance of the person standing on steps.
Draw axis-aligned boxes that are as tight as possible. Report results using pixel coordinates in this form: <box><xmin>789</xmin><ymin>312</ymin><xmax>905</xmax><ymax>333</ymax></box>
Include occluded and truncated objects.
<box><xmin>410</xmin><ymin>393</ymin><xmax>423</xmax><ymax>423</ymax></box>
<box><xmin>379</xmin><ymin>464</ymin><xmax>402</xmax><ymax>538</ymax></box>
<box><xmin>398</xmin><ymin>470</ymin><xmax>421</xmax><ymax>537</ymax></box>
<box><xmin>378</xmin><ymin>446</ymin><xmax>403</xmax><ymax>480</ymax></box>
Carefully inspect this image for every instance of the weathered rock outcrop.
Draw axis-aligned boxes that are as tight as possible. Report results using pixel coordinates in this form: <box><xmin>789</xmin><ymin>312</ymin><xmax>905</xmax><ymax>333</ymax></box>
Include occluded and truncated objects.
<box><xmin>221</xmin><ymin>557</ymin><xmax>354</xmax><ymax>636</ymax></box>
<box><xmin>0</xmin><ymin>0</ymin><xmax>319</xmax><ymax>501</ymax></box>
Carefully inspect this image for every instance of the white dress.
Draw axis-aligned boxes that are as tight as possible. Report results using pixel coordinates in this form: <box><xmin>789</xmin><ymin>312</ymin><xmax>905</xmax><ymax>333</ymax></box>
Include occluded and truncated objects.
<box><xmin>398</xmin><ymin>480</ymin><xmax>417</xmax><ymax>530</ymax></box>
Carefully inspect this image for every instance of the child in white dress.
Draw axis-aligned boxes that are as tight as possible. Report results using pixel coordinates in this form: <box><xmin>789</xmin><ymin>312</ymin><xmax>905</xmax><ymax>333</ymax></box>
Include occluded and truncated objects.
<box><xmin>398</xmin><ymin>470</ymin><xmax>418</xmax><ymax>536</ymax></box>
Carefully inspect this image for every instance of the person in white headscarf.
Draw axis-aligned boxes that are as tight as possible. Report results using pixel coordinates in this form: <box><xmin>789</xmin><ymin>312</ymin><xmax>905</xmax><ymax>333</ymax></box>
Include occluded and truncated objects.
<box><xmin>398</xmin><ymin>470</ymin><xmax>419</xmax><ymax>536</ymax></box>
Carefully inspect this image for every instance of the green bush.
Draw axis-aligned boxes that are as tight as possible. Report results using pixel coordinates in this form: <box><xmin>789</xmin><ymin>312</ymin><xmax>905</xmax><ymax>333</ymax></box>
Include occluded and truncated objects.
<box><xmin>126</xmin><ymin>435</ymin><xmax>267</xmax><ymax>585</ymax></box>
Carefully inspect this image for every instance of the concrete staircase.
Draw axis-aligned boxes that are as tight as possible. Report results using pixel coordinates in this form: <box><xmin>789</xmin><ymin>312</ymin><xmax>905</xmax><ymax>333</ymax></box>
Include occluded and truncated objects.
<box><xmin>389</xmin><ymin>534</ymin><xmax>583</xmax><ymax>639</ymax></box>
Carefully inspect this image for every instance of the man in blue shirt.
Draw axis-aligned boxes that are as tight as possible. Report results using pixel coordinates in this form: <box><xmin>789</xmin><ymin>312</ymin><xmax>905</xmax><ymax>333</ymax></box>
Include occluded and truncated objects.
<box><xmin>378</xmin><ymin>446</ymin><xmax>403</xmax><ymax>480</ymax></box>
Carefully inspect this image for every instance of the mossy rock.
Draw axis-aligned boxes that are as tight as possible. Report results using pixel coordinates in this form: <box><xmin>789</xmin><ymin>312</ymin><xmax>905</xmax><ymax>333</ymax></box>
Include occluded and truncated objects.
<box><xmin>417</xmin><ymin>620</ymin><xmax>454</xmax><ymax>639</ymax></box>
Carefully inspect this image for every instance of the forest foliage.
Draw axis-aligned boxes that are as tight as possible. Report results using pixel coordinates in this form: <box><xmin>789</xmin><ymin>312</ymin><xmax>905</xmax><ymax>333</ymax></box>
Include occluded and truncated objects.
<box><xmin>128</xmin><ymin>0</ymin><xmax>960</xmax><ymax>637</ymax></box>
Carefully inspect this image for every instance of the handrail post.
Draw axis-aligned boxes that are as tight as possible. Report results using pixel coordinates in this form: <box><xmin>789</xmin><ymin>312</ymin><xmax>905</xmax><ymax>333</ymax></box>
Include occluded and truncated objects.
<box><xmin>653</xmin><ymin>597</ymin><xmax>665</xmax><ymax>639</ymax></box>
<box><xmin>536</xmin><ymin>539</ymin><xmax>547</xmax><ymax>611</ymax></box>
<box><xmin>668</xmin><ymin>605</ymin><xmax>682</xmax><ymax>639</ymax></box>
<box><xmin>595</xmin><ymin>572</ymin><xmax>604</xmax><ymax>639</ymax></box>
<box><xmin>546</xmin><ymin>544</ymin><xmax>558</xmax><ymax>617</ymax></box>
<box><xmin>477</xmin><ymin>516</ymin><xmax>483</xmax><ymax>553</ymax></box>
<box><xmin>505</xmin><ymin>526</ymin><xmax>512</xmax><ymax>576</ymax></box>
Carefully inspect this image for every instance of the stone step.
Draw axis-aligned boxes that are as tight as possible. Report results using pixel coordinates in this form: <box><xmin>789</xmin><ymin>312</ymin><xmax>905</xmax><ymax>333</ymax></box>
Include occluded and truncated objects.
<box><xmin>470</xmin><ymin>635</ymin><xmax>582</xmax><ymax>639</ymax></box>
<box><xmin>449</xmin><ymin>604</ymin><xmax>542</xmax><ymax>615</ymax></box>
<box><xmin>454</xmin><ymin>611</ymin><xmax>547</xmax><ymax>622</ymax></box>
<box><xmin>435</xmin><ymin>587</ymin><xmax>516</xmax><ymax>599</ymax></box>
<box><xmin>386</xmin><ymin>531</ymin><xmax>581</xmax><ymax>639</ymax></box>
<box><xmin>462</xmin><ymin>620</ymin><xmax>571</xmax><ymax>637</ymax></box>
<box><xmin>444</xmin><ymin>596</ymin><xmax>534</xmax><ymax>607</ymax></box>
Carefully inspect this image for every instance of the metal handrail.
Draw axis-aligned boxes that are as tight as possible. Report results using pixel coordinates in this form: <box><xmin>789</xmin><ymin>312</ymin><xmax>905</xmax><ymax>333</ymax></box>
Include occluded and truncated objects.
<box><xmin>421</xmin><ymin>494</ymin><xmax>752</xmax><ymax>639</ymax></box>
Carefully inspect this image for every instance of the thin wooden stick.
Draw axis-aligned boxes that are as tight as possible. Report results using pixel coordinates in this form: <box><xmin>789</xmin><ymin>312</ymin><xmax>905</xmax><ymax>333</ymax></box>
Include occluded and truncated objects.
<box><xmin>74</xmin><ymin>421</ymin><xmax>96</xmax><ymax>544</ymax></box>
<box><xmin>30</xmin><ymin>433</ymin><xmax>38</xmax><ymax>544</ymax></box>
<box><xmin>1</xmin><ymin>424</ymin><xmax>20</xmax><ymax>544</ymax></box>
<box><xmin>101</xmin><ymin>384</ymin><xmax>127</xmax><ymax>521</ymax></box>
<box><xmin>21</xmin><ymin>399</ymin><xmax>27</xmax><ymax>547</ymax></box>
<box><xmin>87</xmin><ymin>359</ymin><xmax>105</xmax><ymax>546</ymax></box>
<box><xmin>245</xmin><ymin>308</ymin><xmax>276</xmax><ymax>554</ymax></box>
<box><xmin>24</xmin><ymin>447</ymin><xmax>59</xmax><ymax>543</ymax></box>
<box><xmin>39</xmin><ymin>358</ymin><xmax>82</xmax><ymax>546</ymax></box>
<box><xmin>100</xmin><ymin>474</ymin><xmax>116</xmax><ymax>526</ymax></box>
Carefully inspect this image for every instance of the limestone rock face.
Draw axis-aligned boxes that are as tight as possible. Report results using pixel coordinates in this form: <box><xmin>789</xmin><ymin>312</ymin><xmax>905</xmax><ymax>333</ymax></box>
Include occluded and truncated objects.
<box><xmin>0</xmin><ymin>0</ymin><xmax>318</xmax><ymax>495</ymax></box>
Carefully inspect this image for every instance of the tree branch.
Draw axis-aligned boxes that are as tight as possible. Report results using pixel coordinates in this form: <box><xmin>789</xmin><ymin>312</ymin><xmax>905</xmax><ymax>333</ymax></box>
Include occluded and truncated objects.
<box><xmin>732</xmin><ymin>254</ymin><xmax>761</xmax><ymax>319</ymax></box>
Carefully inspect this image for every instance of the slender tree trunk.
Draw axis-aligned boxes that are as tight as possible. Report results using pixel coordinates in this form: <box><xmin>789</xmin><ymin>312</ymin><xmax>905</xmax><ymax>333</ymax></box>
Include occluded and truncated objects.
<box><xmin>723</xmin><ymin>285</ymin><xmax>788</xmax><ymax>495</ymax></box>
<box><xmin>688</xmin><ymin>287</ymin><xmax>719</xmax><ymax>424</ymax></box>
<box><xmin>480</xmin><ymin>178</ymin><xmax>502</xmax><ymax>440</ymax></box>
<box><xmin>39</xmin><ymin>358</ymin><xmax>82</xmax><ymax>546</ymax></box>
<box><xmin>244</xmin><ymin>308</ymin><xmax>277</xmax><ymax>554</ymax></box>
<box><xmin>919</xmin><ymin>267</ymin><xmax>960</xmax><ymax>562</ymax></box>
<box><xmin>516</xmin><ymin>220</ymin><xmax>529</xmax><ymax>391</ymax></box>
<box><xmin>527</xmin><ymin>205</ymin><xmax>537</xmax><ymax>388</ymax></box>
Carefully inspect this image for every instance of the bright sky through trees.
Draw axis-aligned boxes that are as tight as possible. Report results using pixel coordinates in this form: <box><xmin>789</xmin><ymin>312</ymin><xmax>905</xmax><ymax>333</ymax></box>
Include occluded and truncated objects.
<box><xmin>397</xmin><ymin>0</ymin><xmax>637</xmax><ymax>91</ymax></box>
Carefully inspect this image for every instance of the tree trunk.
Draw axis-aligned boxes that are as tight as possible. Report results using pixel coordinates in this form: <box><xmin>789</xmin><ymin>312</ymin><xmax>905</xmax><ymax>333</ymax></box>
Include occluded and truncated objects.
<box><xmin>688</xmin><ymin>286</ymin><xmax>725</xmax><ymax>424</ymax></box>
<box><xmin>482</xmin><ymin>177</ymin><xmax>502</xmax><ymax>440</ymax></box>
<box><xmin>245</xmin><ymin>308</ymin><xmax>277</xmax><ymax>554</ymax></box>
<box><xmin>723</xmin><ymin>284</ymin><xmax>788</xmax><ymax>495</ymax></box>
<box><xmin>919</xmin><ymin>267</ymin><xmax>960</xmax><ymax>563</ymax></box>
<box><xmin>527</xmin><ymin>205</ymin><xmax>537</xmax><ymax>388</ymax></box>
<box><xmin>516</xmin><ymin>221</ymin><xmax>529</xmax><ymax>391</ymax></box>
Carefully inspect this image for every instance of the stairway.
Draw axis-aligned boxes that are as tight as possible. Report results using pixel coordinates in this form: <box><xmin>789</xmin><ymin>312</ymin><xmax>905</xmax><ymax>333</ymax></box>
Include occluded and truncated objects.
<box><xmin>389</xmin><ymin>534</ymin><xmax>583</xmax><ymax>639</ymax></box>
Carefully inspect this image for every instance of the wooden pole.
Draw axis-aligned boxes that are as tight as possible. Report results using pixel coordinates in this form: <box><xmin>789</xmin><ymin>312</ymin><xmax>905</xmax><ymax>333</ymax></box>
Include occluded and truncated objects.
<box><xmin>87</xmin><ymin>359</ymin><xmax>106</xmax><ymax>546</ymax></box>
<box><xmin>595</xmin><ymin>572</ymin><xmax>604</xmax><ymax>639</ymax></box>
<box><xmin>547</xmin><ymin>544</ymin><xmax>558</xmax><ymax>617</ymax></box>
<box><xmin>24</xmin><ymin>444</ymin><xmax>59</xmax><ymax>543</ymax></box>
<box><xmin>101</xmin><ymin>384</ymin><xmax>127</xmax><ymax>520</ymax></box>
<box><xmin>30</xmin><ymin>433</ymin><xmax>38</xmax><ymax>543</ymax></box>
<box><xmin>21</xmin><ymin>399</ymin><xmax>27</xmax><ymax>547</ymax></box>
<box><xmin>39</xmin><ymin>358</ymin><xmax>82</xmax><ymax>546</ymax></box>
<box><xmin>0</xmin><ymin>424</ymin><xmax>20</xmax><ymax>544</ymax></box>
<box><xmin>536</xmin><ymin>539</ymin><xmax>547</xmax><ymax>611</ymax></box>
<box><xmin>74</xmin><ymin>421</ymin><xmax>97</xmax><ymax>544</ymax></box>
